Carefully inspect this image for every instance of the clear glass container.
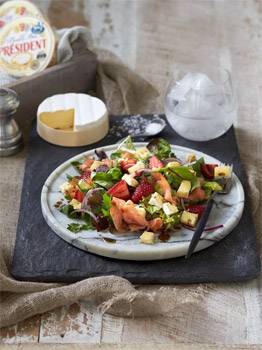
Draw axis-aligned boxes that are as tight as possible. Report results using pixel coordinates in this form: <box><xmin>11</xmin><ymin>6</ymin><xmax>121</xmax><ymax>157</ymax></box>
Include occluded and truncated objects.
<box><xmin>164</xmin><ymin>68</ymin><xmax>237</xmax><ymax>141</ymax></box>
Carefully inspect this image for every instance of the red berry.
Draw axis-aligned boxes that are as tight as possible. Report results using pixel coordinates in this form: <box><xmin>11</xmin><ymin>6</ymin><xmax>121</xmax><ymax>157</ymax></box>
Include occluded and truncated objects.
<box><xmin>131</xmin><ymin>180</ymin><xmax>154</xmax><ymax>203</ymax></box>
<box><xmin>120</xmin><ymin>159</ymin><xmax>137</xmax><ymax>172</ymax></box>
<box><xmin>187</xmin><ymin>204</ymin><xmax>205</xmax><ymax>216</ymax></box>
<box><xmin>149</xmin><ymin>156</ymin><xmax>164</xmax><ymax>169</ymax></box>
<box><xmin>74</xmin><ymin>190</ymin><xmax>85</xmax><ymax>202</ymax></box>
<box><xmin>107</xmin><ymin>180</ymin><xmax>130</xmax><ymax>200</ymax></box>
<box><xmin>81</xmin><ymin>170</ymin><xmax>91</xmax><ymax>181</ymax></box>
<box><xmin>200</xmin><ymin>164</ymin><xmax>218</xmax><ymax>179</ymax></box>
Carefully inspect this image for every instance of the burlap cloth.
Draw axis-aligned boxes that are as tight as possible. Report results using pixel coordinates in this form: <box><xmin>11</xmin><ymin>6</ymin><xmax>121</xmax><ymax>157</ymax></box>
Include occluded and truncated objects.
<box><xmin>0</xmin><ymin>47</ymin><xmax>261</xmax><ymax>329</ymax></box>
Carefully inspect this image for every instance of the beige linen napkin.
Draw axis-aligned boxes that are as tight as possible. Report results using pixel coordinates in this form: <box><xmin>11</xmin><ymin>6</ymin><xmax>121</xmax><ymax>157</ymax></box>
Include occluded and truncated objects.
<box><xmin>0</xmin><ymin>28</ymin><xmax>261</xmax><ymax>330</ymax></box>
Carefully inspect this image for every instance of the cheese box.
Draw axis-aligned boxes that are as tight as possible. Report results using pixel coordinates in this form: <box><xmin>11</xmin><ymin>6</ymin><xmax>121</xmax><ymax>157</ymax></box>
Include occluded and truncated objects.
<box><xmin>0</xmin><ymin>0</ymin><xmax>44</xmax><ymax>28</ymax></box>
<box><xmin>37</xmin><ymin>93</ymin><xmax>109</xmax><ymax>147</ymax></box>
<box><xmin>0</xmin><ymin>16</ymin><xmax>55</xmax><ymax>77</ymax></box>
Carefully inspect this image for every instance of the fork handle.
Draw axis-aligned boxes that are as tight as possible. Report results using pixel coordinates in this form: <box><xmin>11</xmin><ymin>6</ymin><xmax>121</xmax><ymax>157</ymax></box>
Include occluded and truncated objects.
<box><xmin>185</xmin><ymin>197</ymin><xmax>215</xmax><ymax>259</ymax></box>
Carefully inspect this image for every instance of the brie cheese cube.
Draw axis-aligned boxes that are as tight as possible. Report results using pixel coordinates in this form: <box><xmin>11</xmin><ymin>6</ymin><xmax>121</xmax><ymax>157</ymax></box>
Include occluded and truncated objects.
<box><xmin>180</xmin><ymin>211</ymin><xmax>199</xmax><ymax>227</ymax></box>
<box><xmin>78</xmin><ymin>179</ymin><xmax>91</xmax><ymax>191</ymax></box>
<box><xmin>186</xmin><ymin>153</ymin><xmax>196</xmax><ymax>163</ymax></box>
<box><xmin>69</xmin><ymin>199</ymin><xmax>82</xmax><ymax>210</ymax></box>
<box><xmin>60</xmin><ymin>181</ymin><xmax>72</xmax><ymax>194</ymax></box>
<box><xmin>90</xmin><ymin>160</ymin><xmax>103</xmax><ymax>171</ymax></box>
<box><xmin>122</xmin><ymin>174</ymin><xmax>139</xmax><ymax>187</ymax></box>
<box><xmin>140</xmin><ymin>231</ymin><xmax>155</xmax><ymax>244</ymax></box>
<box><xmin>167</xmin><ymin>161</ymin><xmax>181</xmax><ymax>168</ymax></box>
<box><xmin>163</xmin><ymin>202</ymin><xmax>178</xmax><ymax>215</ymax></box>
<box><xmin>214</xmin><ymin>165</ymin><xmax>232</xmax><ymax>178</ymax></box>
<box><xmin>128</xmin><ymin>161</ymin><xmax>145</xmax><ymax>174</ymax></box>
<box><xmin>177</xmin><ymin>180</ymin><xmax>191</xmax><ymax>198</ymax></box>
<box><xmin>136</xmin><ymin>147</ymin><xmax>150</xmax><ymax>159</ymax></box>
<box><xmin>149</xmin><ymin>192</ymin><xmax>164</xmax><ymax>208</ymax></box>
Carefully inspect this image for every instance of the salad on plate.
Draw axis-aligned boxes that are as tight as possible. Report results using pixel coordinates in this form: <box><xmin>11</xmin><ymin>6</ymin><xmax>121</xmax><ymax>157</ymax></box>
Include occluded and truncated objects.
<box><xmin>57</xmin><ymin>137</ymin><xmax>232</xmax><ymax>244</ymax></box>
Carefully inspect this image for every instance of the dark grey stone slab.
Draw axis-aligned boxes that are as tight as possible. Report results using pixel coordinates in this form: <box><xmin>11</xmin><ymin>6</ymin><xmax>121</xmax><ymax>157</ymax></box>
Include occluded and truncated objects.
<box><xmin>11</xmin><ymin>115</ymin><xmax>261</xmax><ymax>284</ymax></box>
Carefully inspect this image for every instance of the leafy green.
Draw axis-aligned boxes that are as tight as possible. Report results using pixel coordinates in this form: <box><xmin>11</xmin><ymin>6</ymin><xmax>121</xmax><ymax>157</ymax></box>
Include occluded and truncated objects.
<box><xmin>161</xmin><ymin>212</ymin><xmax>181</xmax><ymax>230</ymax></box>
<box><xmin>66</xmin><ymin>174</ymin><xmax>74</xmax><ymax>181</ymax></box>
<box><xmin>110</xmin><ymin>150</ymin><xmax>122</xmax><ymax>160</ymax></box>
<box><xmin>92</xmin><ymin>172</ymin><xmax>113</xmax><ymax>189</ymax></box>
<box><xmin>192</xmin><ymin>157</ymin><xmax>205</xmax><ymax>176</ymax></box>
<box><xmin>101</xmin><ymin>193</ymin><xmax>112</xmax><ymax>217</ymax></box>
<box><xmin>67</xmin><ymin>222</ymin><xmax>93</xmax><ymax>233</ymax></box>
<box><xmin>71</xmin><ymin>161</ymin><xmax>82</xmax><ymax>173</ymax></box>
<box><xmin>118</xmin><ymin>135</ymin><xmax>135</xmax><ymax>151</ymax></box>
<box><xmin>60</xmin><ymin>205</ymin><xmax>79</xmax><ymax>219</ymax></box>
<box><xmin>107</xmin><ymin>167</ymin><xmax>122</xmax><ymax>181</ymax></box>
<box><xmin>203</xmin><ymin>181</ymin><xmax>223</xmax><ymax>192</ymax></box>
<box><xmin>92</xmin><ymin>167</ymin><xmax>122</xmax><ymax>189</ymax></box>
<box><xmin>147</xmin><ymin>138</ymin><xmax>174</xmax><ymax>159</ymax></box>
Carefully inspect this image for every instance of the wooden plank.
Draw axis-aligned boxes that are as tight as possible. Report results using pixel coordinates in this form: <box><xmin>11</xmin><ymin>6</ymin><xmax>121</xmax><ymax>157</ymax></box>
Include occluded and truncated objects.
<box><xmin>0</xmin><ymin>315</ymin><xmax>40</xmax><ymax>344</ymax></box>
<box><xmin>39</xmin><ymin>302</ymin><xmax>102</xmax><ymax>343</ymax></box>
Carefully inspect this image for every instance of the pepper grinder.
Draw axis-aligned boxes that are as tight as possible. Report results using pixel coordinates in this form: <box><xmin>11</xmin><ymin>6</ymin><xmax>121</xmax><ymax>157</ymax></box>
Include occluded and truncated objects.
<box><xmin>0</xmin><ymin>88</ymin><xmax>23</xmax><ymax>156</ymax></box>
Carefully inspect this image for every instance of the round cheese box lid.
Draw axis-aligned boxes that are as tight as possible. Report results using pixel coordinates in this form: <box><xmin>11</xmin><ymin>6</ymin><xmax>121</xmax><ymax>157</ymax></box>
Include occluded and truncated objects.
<box><xmin>0</xmin><ymin>0</ymin><xmax>44</xmax><ymax>28</ymax></box>
<box><xmin>0</xmin><ymin>16</ymin><xmax>55</xmax><ymax>77</ymax></box>
<box><xmin>37</xmin><ymin>93</ymin><xmax>109</xmax><ymax>147</ymax></box>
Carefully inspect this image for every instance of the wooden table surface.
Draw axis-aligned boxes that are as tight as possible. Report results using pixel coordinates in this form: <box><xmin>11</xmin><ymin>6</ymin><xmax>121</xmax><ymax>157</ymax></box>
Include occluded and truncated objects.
<box><xmin>1</xmin><ymin>0</ymin><xmax>262</xmax><ymax>347</ymax></box>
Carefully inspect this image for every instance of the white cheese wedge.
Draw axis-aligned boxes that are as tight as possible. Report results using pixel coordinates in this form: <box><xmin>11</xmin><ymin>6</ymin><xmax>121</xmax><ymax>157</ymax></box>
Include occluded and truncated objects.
<box><xmin>122</xmin><ymin>174</ymin><xmax>139</xmax><ymax>187</ymax></box>
<box><xmin>69</xmin><ymin>199</ymin><xmax>82</xmax><ymax>210</ymax></box>
<box><xmin>140</xmin><ymin>231</ymin><xmax>155</xmax><ymax>245</ymax></box>
<box><xmin>149</xmin><ymin>192</ymin><xmax>164</xmax><ymax>209</ymax></box>
<box><xmin>162</xmin><ymin>202</ymin><xmax>178</xmax><ymax>215</ymax></box>
<box><xmin>128</xmin><ymin>161</ymin><xmax>145</xmax><ymax>174</ymax></box>
<box><xmin>37</xmin><ymin>93</ymin><xmax>109</xmax><ymax>147</ymax></box>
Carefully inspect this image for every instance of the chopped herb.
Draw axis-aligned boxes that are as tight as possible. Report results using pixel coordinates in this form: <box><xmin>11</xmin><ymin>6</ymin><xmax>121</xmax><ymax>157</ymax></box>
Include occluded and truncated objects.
<box><xmin>67</xmin><ymin>222</ymin><xmax>93</xmax><ymax>233</ymax></box>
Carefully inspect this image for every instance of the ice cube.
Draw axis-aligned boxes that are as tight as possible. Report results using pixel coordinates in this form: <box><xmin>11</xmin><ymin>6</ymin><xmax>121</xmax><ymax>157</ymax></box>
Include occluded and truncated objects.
<box><xmin>167</xmin><ymin>72</ymin><xmax>217</xmax><ymax>103</ymax></box>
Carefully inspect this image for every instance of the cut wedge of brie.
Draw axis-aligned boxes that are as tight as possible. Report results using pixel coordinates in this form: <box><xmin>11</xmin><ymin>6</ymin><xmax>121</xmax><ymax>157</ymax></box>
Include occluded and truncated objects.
<box><xmin>37</xmin><ymin>93</ymin><xmax>109</xmax><ymax>147</ymax></box>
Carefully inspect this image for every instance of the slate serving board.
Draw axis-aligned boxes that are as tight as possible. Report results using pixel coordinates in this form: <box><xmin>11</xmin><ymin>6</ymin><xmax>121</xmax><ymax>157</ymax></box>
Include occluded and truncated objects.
<box><xmin>11</xmin><ymin>115</ymin><xmax>261</xmax><ymax>284</ymax></box>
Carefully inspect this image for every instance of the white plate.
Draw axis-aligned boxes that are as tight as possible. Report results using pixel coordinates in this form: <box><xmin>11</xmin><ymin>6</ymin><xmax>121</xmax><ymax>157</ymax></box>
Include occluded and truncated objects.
<box><xmin>41</xmin><ymin>143</ymin><xmax>245</xmax><ymax>261</ymax></box>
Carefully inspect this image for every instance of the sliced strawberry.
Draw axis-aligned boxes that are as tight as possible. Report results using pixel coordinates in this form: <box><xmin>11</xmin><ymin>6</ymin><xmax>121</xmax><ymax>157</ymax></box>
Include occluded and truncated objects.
<box><xmin>131</xmin><ymin>180</ymin><xmax>154</xmax><ymax>203</ymax></box>
<box><xmin>149</xmin><ymin>156</ymin><xmax>164</xmax><ymax>169</ymax></box>
<box><xmin>200</xmin><ymin>164</ymin><xmax>218</xmax><ymax>179</ymax></box>
<box><xmin>187</xmin><ymin>204</ymin><xmax>205</xmax><ymax>216</ymax></box>
<box><xmin>107</xmin><ymin>180</ymin><xmax>130</xmax><ymax>200</ymax></box>
<box><xmin>74</xmin><ymin>189</ymin><xmax>85</xmax><ymax>202</ymax></box>
<box><xmin>80</xmin><ymin>170</ymin><xmax>91</xmax><ymax>181</ymax></box>
<box><xmin>187</xmin><ymin>188</ymin><xmax>207</xmax><ymax>202</ymax></box>
<box><xmin>120</xmin><ymin>159</ymin><xmax>137</xmax><ymax>172</ymax></box>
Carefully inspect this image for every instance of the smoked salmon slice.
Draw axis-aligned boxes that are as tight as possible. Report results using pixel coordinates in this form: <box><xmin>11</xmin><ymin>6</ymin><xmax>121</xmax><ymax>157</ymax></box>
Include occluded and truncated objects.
<box><xmin>153</xmin><ymin>173</ymin><xmax>176</xmax><ymax>204</ymax></box>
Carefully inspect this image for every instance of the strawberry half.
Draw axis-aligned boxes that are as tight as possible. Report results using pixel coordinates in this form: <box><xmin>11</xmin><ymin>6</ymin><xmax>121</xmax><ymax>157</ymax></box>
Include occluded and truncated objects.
<box><xmin>81</xmin><ymin>170</ymin><xmax>91</xmax><ymax>181</ymax></box>
<box><xmin>107</xmin><ymin>180</ymin><xmax>130</xmax><ymax>200</ymax></box>
<box><xmin>131</xmin><ymin>180</ymin><xmax>154</xmax><ymax>203</ymax></box>
<box><xmin>74</xmin><ymin>189</ymin><xmax>85</xmax><ymax>202</ymax></box>
<box><xmin>187</xmin><ymin>204</ymin><xmax>205</xmax><ymax>216</ymax></box>
<box><xmin>120</xmin><ymin>159</ymin><xmax>137</xmax><ymax>172</ymax></box>
<box><xmin>149</xmin><ymin>156</ymin><xmax>163</xmax><ymax>169</ymax></box>
<box><xmin>200</xmin><ymin>164</ymin><xmax>217</xmax><ymax>179</ymax></box>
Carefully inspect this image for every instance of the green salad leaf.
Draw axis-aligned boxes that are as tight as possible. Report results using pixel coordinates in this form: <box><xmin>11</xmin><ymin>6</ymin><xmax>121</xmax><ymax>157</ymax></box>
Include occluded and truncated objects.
<box><xmin>147</xmin><ymin>138</ymin><xmax>174</xmax><ymax>159</ymax></box>
<box><xmin>92</xmin><ymin>167</ymin><xmax>122</xmax><ymax>189</ymax></box>
<box><xmin>203</xmin><ymin>181</ymin><xmax>223</xmax><ymax>193</ymax></box>
<box><xmin>101</xmin><ymin>193</ymin><xmax>112</xmax><ymax>217</ymax></box>
<box><xmin>160</xmin><ymin>212</ymin><xmax>181</xmax><ymax>230</ymax></box>
<box><xmin>67</xmin><ymin>222</ymin><xmax>93</xmax><ymax>233</ymax></box>
<box><xmin>117</xmin><ymin>135</ymin><xmax>135</xmax><ymax>151</ymax></box>
<box><xmin>110</xmin><ymin>150</ymin><xmax>122</xmax><ymax>160</ymax></box>
<box><xmin>192</xmin><ymin>157</ymin><xmax>205</xmax><ymax>176</ymax></box>
<box><xmin>71</xmin><ymin>161</ymin><xmax>82</xmax><ymax>173</ymax></box>
<box><xmin>59</xmin><ymin>204</ymin><xmax>79</xmax><ymax>218</ymax></box>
